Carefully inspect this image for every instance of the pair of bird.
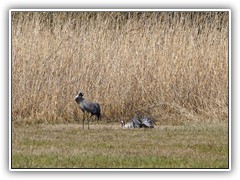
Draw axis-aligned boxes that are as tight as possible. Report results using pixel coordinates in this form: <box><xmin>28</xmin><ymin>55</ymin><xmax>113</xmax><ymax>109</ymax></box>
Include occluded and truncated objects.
<box><xmin>75</xmin><ymin>91</ymin><xmax>155</xmax><ymax>129</ymax></box>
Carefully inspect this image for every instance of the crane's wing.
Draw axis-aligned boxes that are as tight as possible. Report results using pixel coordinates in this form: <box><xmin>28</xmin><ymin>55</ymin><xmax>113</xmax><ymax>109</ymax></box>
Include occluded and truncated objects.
<box><xmin>131</xmin><ymin>117</ymin><xmax>142</xmax><ymax>128</ymax></box>
<box><xmin>141</xmin><ymin>117</ymin><xmax>154</xmax><ymax>128</ymax></box>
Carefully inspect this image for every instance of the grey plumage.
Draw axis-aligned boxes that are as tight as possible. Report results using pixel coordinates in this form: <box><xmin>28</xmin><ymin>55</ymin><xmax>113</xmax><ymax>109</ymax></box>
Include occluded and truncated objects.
<box><xmin>131</xmin><ymin>114</ymin><xmax>143</xmax><ymax>128</ymax></box>
<box><xmin>141</xmin><ymin>117</ymin><xmax>155</xmax><ymax>128</ymax></box>
<box><xmin>75</xmin><ymin>91</ymin><xmax>101</xmax><ymax>129</ymax></box>
<box><xmin>121</xmin><ymin>114</ymin><xmax>155</xmax><ymax>129</ymax></box>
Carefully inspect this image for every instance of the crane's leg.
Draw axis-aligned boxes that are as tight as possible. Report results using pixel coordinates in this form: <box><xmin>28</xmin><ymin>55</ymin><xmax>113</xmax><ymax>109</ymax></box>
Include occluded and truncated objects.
<box><xmin>87</xmin><ymin>114</ymin><xmax>92</xmax><ymax>130</ymax></box>
<box><xmin>82</xmin><ymin>118</ymin><xmax>84</xmax><ymax>130</ymax></box>
<box><xmin>88</xmin><ymin>119</ymin><xmax>90</xmax><ymax>130</ymax></box>
<box><xmin>82</xmin><ymin>113</ymin><xmax>86</xmax><ymax>130</ymax></box>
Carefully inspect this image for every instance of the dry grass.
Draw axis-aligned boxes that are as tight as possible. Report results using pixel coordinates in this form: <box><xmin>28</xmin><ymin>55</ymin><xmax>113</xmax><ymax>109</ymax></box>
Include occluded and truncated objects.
<box><xmin>11</xmin><ymin>11</ymin><xmax>229</xmax><ymax>124</ymax></box>
<box><xmin>11</xmin><ymin>121</ymin><xmax>228</xmax><ymax>168</ymax></box>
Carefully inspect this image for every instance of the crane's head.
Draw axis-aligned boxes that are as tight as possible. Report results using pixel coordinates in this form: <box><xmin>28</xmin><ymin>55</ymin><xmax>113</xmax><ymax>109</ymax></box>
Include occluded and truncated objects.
<box><xmin>78</xmin><ymin>91</ymin><xmax>84</xmax><ymax>97</ymax></box>
<box><xmin>120</xmin><ymin>120</ymin><xmax>125</xmax><ymax>127</ymax></box>
<box><xmin>75</xmin><ymin>91</ymin><xmax>84</xmax><ymax>103</ymax></box>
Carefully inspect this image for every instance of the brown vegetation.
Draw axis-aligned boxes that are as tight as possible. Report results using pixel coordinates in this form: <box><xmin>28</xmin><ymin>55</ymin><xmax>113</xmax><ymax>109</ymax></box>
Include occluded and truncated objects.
<box><xmin>11</xmin><ymin>11</ymin><xmax>229</xmax><ymax>124</ymax></box>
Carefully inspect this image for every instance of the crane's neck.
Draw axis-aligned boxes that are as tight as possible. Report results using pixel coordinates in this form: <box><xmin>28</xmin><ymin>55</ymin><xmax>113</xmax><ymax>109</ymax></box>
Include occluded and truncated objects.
<box><xmin>75</xmin><ymin>96</ymin><xmax>84</xmax><ymax>104</ymax></box>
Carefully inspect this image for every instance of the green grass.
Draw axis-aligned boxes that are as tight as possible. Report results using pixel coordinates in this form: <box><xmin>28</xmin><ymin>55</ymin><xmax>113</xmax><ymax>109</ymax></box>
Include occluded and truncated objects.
<box><xmin>12</xmin><ymin>153</ymin><xmax>227</xmax><ymax>169</ymax></box>
<box><xmin>11</xmin><ymin>121</ymin><xmax>229</xmax><ymax>169</ymax></box>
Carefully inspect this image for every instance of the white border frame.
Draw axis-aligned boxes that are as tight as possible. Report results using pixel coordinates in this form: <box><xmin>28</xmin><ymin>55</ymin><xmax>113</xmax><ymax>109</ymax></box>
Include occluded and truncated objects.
<box><xmin>9</xmin><ymin>9</ymin><xmax>231</xmax><ymax>172</ymax></box>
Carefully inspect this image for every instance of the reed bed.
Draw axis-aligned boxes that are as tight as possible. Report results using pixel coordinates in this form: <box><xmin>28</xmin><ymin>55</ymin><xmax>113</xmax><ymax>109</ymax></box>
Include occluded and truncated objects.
<box><xmin>11</xmin><ymin>11</ymin><xmax>229</xmax><ymax>124</ymax></box>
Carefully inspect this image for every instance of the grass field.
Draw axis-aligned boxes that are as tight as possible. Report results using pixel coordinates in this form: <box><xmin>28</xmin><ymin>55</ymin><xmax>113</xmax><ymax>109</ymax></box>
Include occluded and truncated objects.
<box><xmin>12</xmin><ymin>121</ymin><xmax>228</xmax><ymax>169</ymax></box>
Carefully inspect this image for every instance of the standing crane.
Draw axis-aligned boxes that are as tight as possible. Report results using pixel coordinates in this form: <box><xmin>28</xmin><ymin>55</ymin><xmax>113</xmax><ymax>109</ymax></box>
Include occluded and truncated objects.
<box><xmin>75</xmin><ymin>91</ymin><xmax>101</xmax><ymax>129</ymax></box>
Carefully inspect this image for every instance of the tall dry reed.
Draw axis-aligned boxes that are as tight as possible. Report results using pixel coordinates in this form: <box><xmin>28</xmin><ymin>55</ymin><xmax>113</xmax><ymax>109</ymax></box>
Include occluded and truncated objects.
<box><xmin>11</xmin><ymin>11</ymin><xmax>229</xmax><ymax>124</ymax></box>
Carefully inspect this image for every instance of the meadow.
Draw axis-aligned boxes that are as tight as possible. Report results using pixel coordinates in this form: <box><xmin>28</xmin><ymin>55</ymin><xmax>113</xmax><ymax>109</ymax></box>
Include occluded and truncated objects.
<box><xmin>11</xmin><ymin>11</ymin><xmax>229</xmax><ymax>169</ymax></box>
<box><xmin>12</xmin><ymin>121</ymin><xmax>228</xmax><ymax>168</ymax></box>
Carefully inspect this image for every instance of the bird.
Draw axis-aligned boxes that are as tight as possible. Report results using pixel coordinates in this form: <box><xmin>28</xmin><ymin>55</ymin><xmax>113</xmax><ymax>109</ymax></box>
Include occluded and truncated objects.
<box><xmin>75</xmin><ymin>91</ymin><xmax>101</xmax><ymax>129</ymax></box>
<box><xmin>120</xmin><ymin>114</ymin><xmax>155</xmax><ymax>129</ymax></box>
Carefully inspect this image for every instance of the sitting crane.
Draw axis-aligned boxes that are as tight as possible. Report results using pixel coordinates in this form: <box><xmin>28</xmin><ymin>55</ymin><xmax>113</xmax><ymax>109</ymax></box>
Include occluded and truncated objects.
<box><xmin>75</xmin><ymin>91</ymin><xmax>101</xmax><ymax>129</ymax></box>
<box><xmin>120</xmin><ymin>113</ymin><xmax>155</xmax><ymax>129</ymax></box>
